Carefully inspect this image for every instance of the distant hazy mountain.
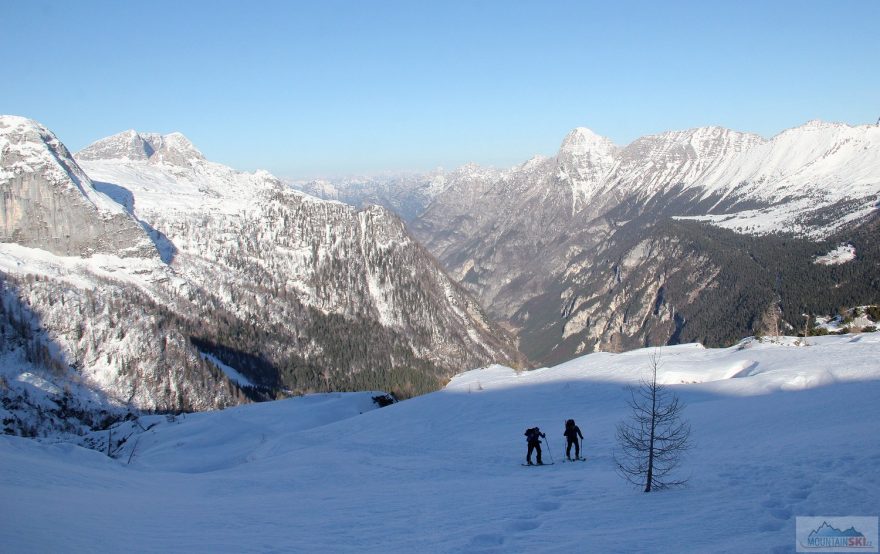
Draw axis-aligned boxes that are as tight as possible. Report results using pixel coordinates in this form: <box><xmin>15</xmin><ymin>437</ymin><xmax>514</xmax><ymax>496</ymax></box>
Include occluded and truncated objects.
<box><xmin>0</xmin><ymin>116</ymin><xmax>521</xmax><ymax>438</ymax></box>
<box><xmin>286</xmin><ymin>171</ymin><xmax>449</xmax><ymax>222</ymax></box>
<box><xmin>411</xmin><ymin>121</ymin><xmax>880</xmax><ymax>363</ymax></box>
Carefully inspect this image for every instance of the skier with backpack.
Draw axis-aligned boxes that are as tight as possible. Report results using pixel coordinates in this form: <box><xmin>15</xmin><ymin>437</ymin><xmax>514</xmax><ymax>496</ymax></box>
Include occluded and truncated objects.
<box><xmin>524</xmin><ymin>427</ymin><xmax>546</xmax><ymax>465</ymax></box>
<box><xmin>564</xmin><ymin>419</ymin><xmax>584</xmax><ymax>461</ymax></box>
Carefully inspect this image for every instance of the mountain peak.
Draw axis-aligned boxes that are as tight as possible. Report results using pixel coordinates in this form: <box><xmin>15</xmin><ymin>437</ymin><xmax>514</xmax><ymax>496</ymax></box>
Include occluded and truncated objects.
<box><xmin>0</xmin><ymin>114</ymin><xmax>40</xmax><ymax>131</ymax></box>
<box><xmin>556</xmin><ymin>127</ymin><xmax>618</xmax><ymax>201</ymax></box>
<box><xmin>150</xmin><ymin>132</ymin><xmax>205</xmax><ymax>166</ymax></box>
<box><xmin>0</xmin><ymin>115</ymin><xmax>156</xmax><ymax>258</ymax></box>
<box><xmin>76</xmin><ymin>130</ymin><xmax>155</xmax><ymax>161</ymax></box>
<box><xmin>802</xmin><ymin>119</ymin><xmax>840</xmax><ymax>129</ymax></box>
<box><xmin>559</xmin><ymin>127</ymin><xmax>617</xmax><ymax>156</ymax></box>
<box><xmin>518</xmin><ymin>154</ymin><xmax>550</xmax><ymax>172</ymax></box>
<box><xmin>77</xmin><ymin>130</ymin><xmax>204</xmax><ymax>167</ymax></box>
<box><xmin>1</xmin><ymin>115</ymin><xmax>97</xmax><ymax>194</ymax></box>
<box><xmin>772</xmin><ymin>119</ymin><xmax>858</xmax><ymax>141</ymax></box>
<box><xmin>450</xmin><ymin>162</ymin><xmax>500</xmax><ymax>180</ymax></box>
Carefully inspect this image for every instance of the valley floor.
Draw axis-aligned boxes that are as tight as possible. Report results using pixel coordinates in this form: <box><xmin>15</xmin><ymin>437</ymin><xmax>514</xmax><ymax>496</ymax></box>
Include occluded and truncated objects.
<box><xmin>2</xmin><ymin>335</ymin><xmax>879</xmax><ymax>553</ymax></box>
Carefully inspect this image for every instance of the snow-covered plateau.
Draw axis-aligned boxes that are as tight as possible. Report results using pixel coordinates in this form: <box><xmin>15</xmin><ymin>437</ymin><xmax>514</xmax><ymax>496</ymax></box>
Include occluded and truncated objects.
<box><xmin>2</xmin><ymin>334</ymin><xmax>878</xmax><ymax>553</ymax></box>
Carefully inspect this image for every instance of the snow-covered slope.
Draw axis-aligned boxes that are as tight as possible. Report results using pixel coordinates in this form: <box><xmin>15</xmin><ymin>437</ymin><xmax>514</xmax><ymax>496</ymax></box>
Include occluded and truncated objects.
<box><xmin>612</xmin><ymin>126</ymin><xmax>766</xmax><ymax>202</ymax></box>
<box><xmin>698</xmin><ymin>121</ymin><xmax>880</xmax><ymax>205</ymax></box>
<box><xmin>2</xmin><ymin>334</ymin><xmax>878</xmax><ymax>552</ymax></box>
<box><xmin>78</xmin><ymin>130</ymin><xmax>273</xmax><ymax>216</ymax></box>
<box><xmin>678</xmin><ymin>121</ymin><xmax>880</xmax><ymax>234</ymax></box>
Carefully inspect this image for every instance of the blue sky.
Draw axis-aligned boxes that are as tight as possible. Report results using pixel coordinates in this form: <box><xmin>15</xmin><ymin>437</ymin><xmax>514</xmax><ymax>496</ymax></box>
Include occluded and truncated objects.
<box><xmin>2</xmin><ymin>1</ymin><xmax>878</xmax><ymax>178</ymax></box>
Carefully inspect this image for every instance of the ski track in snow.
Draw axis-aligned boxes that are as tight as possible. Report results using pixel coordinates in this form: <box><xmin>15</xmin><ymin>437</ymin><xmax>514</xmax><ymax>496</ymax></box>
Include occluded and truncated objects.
<box><xmin>1</xmin><ymin>334</ymin><xmax>879</xmax><ymax>553</ymax></box>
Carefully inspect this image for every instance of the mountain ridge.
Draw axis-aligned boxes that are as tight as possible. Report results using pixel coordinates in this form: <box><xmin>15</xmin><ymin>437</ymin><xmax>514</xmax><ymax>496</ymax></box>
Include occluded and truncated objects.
<box><xmin>409</xmin><ymin>119</ymin><xmax>880</xmax><ymax>363</ymax></box>
<box><xmin>0</xmin><ymin>116</ymin><xmax>523</xmax><ymax>440</ymax></box>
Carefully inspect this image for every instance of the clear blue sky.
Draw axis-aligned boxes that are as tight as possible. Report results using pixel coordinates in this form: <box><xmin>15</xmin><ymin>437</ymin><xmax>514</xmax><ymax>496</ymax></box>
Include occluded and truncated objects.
<box><xmin>2</xmin><ymin>1</ymin><xmax>878</xmax><ymax>178</ymax></box>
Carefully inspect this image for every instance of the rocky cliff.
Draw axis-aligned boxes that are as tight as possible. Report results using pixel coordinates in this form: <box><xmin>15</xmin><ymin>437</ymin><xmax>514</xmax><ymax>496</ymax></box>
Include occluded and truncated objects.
<box><xmin>0</xmin><ymin>117</ymin><xmax>155</xmax><ymax>258</ymax></box>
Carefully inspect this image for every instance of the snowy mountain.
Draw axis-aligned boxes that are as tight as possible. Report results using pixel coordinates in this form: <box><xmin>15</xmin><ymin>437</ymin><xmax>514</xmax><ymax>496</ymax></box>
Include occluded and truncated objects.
<box><xmin>678</xmin><ymin>121</ymin><xmax>880</xmax><ymax>234</ymax></box>
<box><xmin>411</xmin><ymin>121</ymin><xmax>880</xmax><ymax>363</ymax></box>
<box><xmin>553</xmin><ymin>121</ymin><xmax>880</xmax><ymax>229</ymax></box>
<box><xmin>609</xmin><ymin>126</ymin><xmax>765</xmax><ymax>206</ymax></box>
<box><xmin>2</xmin><ymin>334</ymin><xmax>878</xmax><ymax>552</ymax></box>
<box><xmin>0</xmin><ymin>117</ymin><xmax>521</xmax><ymax>438</ymax></box>
<box><xmin>77</xmin><ymin>129</ymin><xmax>206</xmax><ymax>167</ymax></box>
<box><xmin>0</xmin><ymin>116</ymin><xmax>155</xmax><ymax>258</ymax></box>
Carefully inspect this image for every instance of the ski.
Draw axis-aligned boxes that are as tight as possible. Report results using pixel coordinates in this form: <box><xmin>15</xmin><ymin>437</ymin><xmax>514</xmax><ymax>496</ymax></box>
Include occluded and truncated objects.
<box><xmin>563</xmin><ymin>458</ymin><xmax>587</xmax><ymax>462</ymax></box>
<box><xmin>521</xmin><ymin>463</ymin><xmax>555</xmax><ymax>466</ymax></box>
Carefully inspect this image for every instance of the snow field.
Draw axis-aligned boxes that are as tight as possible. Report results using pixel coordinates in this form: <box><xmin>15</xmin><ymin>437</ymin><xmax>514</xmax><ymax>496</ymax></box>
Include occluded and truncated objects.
<box><xmin>1</xmin><ymin>335</ymin><xmax>879</xmax><ymax>553</ymax></box>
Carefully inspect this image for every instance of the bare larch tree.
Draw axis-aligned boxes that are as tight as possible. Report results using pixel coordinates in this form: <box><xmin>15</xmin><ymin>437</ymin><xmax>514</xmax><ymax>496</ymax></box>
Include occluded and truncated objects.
<box><xmin>615</xmin><ymin>351</ymin><xmax>691</xmax><ymax>492</ymax></box>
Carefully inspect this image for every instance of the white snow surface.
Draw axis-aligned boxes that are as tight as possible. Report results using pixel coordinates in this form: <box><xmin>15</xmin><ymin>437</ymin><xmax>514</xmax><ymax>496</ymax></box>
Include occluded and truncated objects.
<box><xmin>2</xmin><ymin>334</ymin><xmax>879</xmax><ymax>553</ymax></box>
<box><xmin>77</xmin><ymin>157</ymin><xmax>281</xmax><ymax>216</ymax></box>
<box><xmin>815</xmin><ymin>243</ymin><xmax>857</xmax><ymax>265</ymax></box>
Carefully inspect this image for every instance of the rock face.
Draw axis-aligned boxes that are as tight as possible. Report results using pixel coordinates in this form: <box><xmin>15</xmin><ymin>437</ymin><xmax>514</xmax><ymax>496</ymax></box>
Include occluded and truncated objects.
<box><xmin>0</xmin><ymin>117</ymin><xmax>155</xmax><ymax>258</ymax></box>
<box><xmin>411</xmin><ymin>121</ymin><xmax>880</xmax><ymax>363</ymax></box>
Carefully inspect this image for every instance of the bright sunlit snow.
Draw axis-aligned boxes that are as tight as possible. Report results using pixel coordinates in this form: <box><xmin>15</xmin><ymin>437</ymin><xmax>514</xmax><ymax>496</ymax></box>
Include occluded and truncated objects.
<box><xmin>815</xmin><ymin>243</ymin><xmax>857</xmax><ymax>265</ymax></box>
<box><xmin>2</xmin><ymin>335</ymin><xmax>878</xmax><ymax>553</ymax></box>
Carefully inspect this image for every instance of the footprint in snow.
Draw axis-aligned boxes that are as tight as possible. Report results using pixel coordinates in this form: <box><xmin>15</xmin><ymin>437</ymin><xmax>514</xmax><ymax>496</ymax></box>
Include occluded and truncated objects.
<box><xmin>534</xmin><ymin>500</ymin><xmax>561</xmax><ymax>512</ymax></box>
<box><xmin>769</xmin><ymin>507</ymin><xmax>792</xmax><ymax>521</ymax></box>
<box><xmin>759</xmin><ymin>520</ymin><xmax>785</xmax><ymax>533</ymax></box>
<box><xmin>506</xmin><ymin>519</ymin><xmax>541</xmax><ymax>532</ymax></box>
<box><xmin>468</xmin><ymin>533</ymin><xmax>505</xmax><ymax>547</ymax></box>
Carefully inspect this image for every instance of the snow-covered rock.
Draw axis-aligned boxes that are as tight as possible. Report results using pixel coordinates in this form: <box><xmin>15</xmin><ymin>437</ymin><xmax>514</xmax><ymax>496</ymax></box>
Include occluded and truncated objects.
<box><xmin>0</xmin><ymin>116</ymin><xmax>156</xmax><ymax>258</ymax></box>
<box><xmin>815</xmin><ymin>243</ymin><xmax>857</xmax><ymax>265</ymax></box>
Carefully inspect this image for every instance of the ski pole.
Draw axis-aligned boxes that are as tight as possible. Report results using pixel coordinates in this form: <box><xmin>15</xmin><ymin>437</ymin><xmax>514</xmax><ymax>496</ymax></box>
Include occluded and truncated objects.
<box><xmin>544</xmin><ymin>435</ymin><xmax>555</xmax><ymax>464</ymax></box>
